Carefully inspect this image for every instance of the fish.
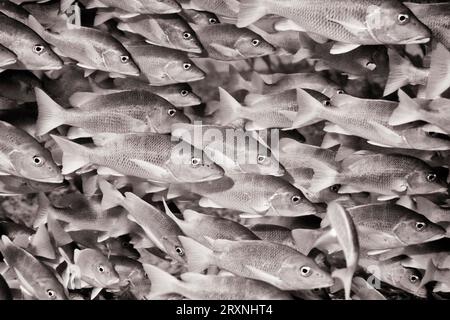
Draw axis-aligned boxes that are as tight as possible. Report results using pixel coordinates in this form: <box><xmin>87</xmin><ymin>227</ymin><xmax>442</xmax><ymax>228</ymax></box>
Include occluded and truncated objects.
<box><xmin>27</xmin><ymin>16</ymin><xmax>140</xmax><ymax>76</ymax></box>
<box><xmin>0</xmin><ymin>235</ymin><xmax>67</xmax><ymax>300</ymax></box>
<box><xmin>163</xmin><ymin>202</ymin><xmax>259</xmax><ymax>247</ymax></box>
<box><xmin>169</xmin><ymin>173</ymin><xmax>320</xmax><ymax>217</ymax></box>
<box><xmin>0</xmin><ymin>1</ymin><xmax>31</xmax><ymax>26</ymax></box>
<box><xmin>179</xmin><ymin>0</ymin><xmax>239</xmax><ymax>22</ymax></box>
<box><xmin>112</xmin><ymin>79</ymin><xmax>202</xmax><ymax>107</ymax></box>
<box><xmin>0</xmin><ymin>13</ymin><xmax>62</xmax><ymax>70</ymax></box>
<box><xmin>0</xmin><ymin>120</ymin><xmax>62</xmax><ymax>183</ymax></box>
<box><xmin>389</xmin><ymin>90</ymin><xmax>450</xmax><ymax>133</ymax></box>
<box><xmin>293</xmin><ymin>91</ymin><xmax>450</xmax><ymax>150</ymax></box>
<box><xmin>35</xmin><ymin>88</ymin><xmax>190</xmax><ymax>137</ymax></box>
<box><xmin>51</xmin><ymin>133</ymin><xmax>224</xmax><ymax>183</ymax></box>
<box><xmin>171</xmin><ymin>123</ymin><xmax>284</xmax><ymax>175</ymax></box>
<box><xmin>115</xmin><ymin>14</ymin><xmax>203</xmax><ymax>53</ymax></box>
<box><xmin>72</xmin><ymin>0</ymin><xmax>181</xmax><ymax>14</ymax></box>
<box><xmin>98</xmin><ymin>179</ymin><xmax>186</xmax><ymax>263</ymax></box>
<box><xmin>308</xmin><ymin>151</ymin><xmax>448</xmax><ymax>196</ymax></box>
<box><xmin>190</xmin><ymin>23</ymin><xmax>275</xmax><ymax>61</ymax></box>
<box><xmin>108</xmin><ymin>256</ymin><xmax>151</xmax><ymax>299</ymax></box>
<box><xmin>237</xmin><ymin>0</ymin><xmax>431</xmax><ymax>51</ymax></box>
<box><xmin>179</xmin><ymin>9</ymin><xmax>221</xmax><ymax>26</ymax></box>
<box><xmin>144</xmin><ymin>264</ymin><xmax>293</xmax><ymax>300</ymax></box>
<box><xmin>123</xmin><ymin>44</ymin><xmax>205</xmax><ymax>85</ymax></box>
<box><xmin>180</xmin><ymin>236</ymin><xmax>334</xmax><ymax>290</ymax></box>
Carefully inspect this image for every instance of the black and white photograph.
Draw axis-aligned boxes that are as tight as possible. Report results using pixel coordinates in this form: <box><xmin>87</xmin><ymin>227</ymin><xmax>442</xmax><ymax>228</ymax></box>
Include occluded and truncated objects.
<box><xmin>0</xmin><ymin>0</ymin><xmax>449</xmax><ymax>306</ymax></box>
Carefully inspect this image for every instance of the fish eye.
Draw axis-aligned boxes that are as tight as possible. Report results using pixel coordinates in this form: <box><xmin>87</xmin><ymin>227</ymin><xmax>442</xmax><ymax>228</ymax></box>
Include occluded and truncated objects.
<box><xmin>251</xmin><ymin>39</ymin><xmax>260</xmax><ymax>47</ymax></box>
<box><xmin>415</xmin><ymin>222</ymin><xmax>426</xmax><ymax>231</ymax></box>
<box><xmin>97</xmin><ymin>265</ymin><xmax>105</xmax><ymax>273</ymax></box>
<box><xmin>409</xmin><ymin>274</ymin><xmax>419</xmax><ymax>283</ymax></box>
<box><xmin>426</xmin><ymin>131</ymin><xmax>439</xmax><ymax>137</ymax></box>
<box><xmin>397</xmin><ymin>14</ymin><xmax>410</xmax><ymax>24</ymax></box>
<box><xmin>32</xmin><ymin>155</ymin><xmax>45</xmax><ymax>167</ymax></box>
<box><xmin>191</xmin><ymin>157</ymin><xmax>201</xmax><ymax>167</ymax></box>
<box><xmin>329</xmin><ymin>184</ymin><xmax>341</xmax><ymax>193</ymax></box>
<box><xmin>120</xmin><ymin>55</ymin><xmax>130</xmax><ymax>63</ymax></box>
<box><xmin>175</xmin><ymin>246</ymin><xmax>184</xmax><ymax>256</ymax></box>
<box><xmin>365</xmin><ymin>62</ymin><xmax>377</xmax><ymax>70</ymax></box>
<box><xmin>33</xmin><ymin>45</ymin><xmax>45</xmax><ymax>55</ymax></box>
<box><xmin>46</xmin><ymin>289</ymin><xmax>56</xmax><ymax>299</ymax></box>
<box><xmin>183</xmin><ymin>63</ymin><xmax>192</xmax><ymax>70</ymax></box>
<box><xmin>323</xmin><ymin>100</ymin><xmax>331</xmax><ymax>107</ymax></box>
<box><xmin>336</xmin><ymin>90</ymin><xmax>345</xmax><ymax>95</ymax></box>
<box><xmin>291</xmin><ymin>195</ymin><xmax>301</xmax><ymax>204</ymax></box>
<box><xmin>299</xmin><ymin>266</ymin><xmax>312</xmax><ymax>277</ymax></box>
<box><xmin>208</xmin><ymin>17</ymin><xmax>218</xmax><ymax>24</ymax></box>
<box><xmin>182</xmin><ymin>32</ymin><xmax>192</xmax><ymax>40</ymax></box>
<box><xmin>180</xmin><ymin>89</ymin><xmax>189</xmax><ymax>96</ymax></box>
<box><xmin>257</xmin><ymin>154</ymin><xmax>266</xmax><ymax>164</ymax></box>
<box><xmin>167</xmin><ymin>108</ymin><xmax>177</xmax><ymax>117</ymax></box>
<box><xmin>426</xmin><ymin>173</ymin><xmax>437</xmax><ymax>182</ymax></box>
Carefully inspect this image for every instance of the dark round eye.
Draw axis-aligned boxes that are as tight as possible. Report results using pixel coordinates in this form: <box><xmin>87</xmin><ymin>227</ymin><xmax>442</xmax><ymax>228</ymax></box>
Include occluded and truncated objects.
<box><xmin>191</xmin><ymin>157</ymin><xmax>201</xmax><ymax>167</ymax></box>
<box><xmin>397</xmin><ymin>14</ymin><xmax>410</xmax><ymax>24</ymax></box>
<box><xmin>167</xmin><ymin>108</ymin><xmax>177</xmax><ymax>117</ymax></box>
<box><xmin>257</xmin><ymin>154</ymin><xmax>266</xmax><ymax>164</ymax></box>
<box><xmin>323</xmin><ymin>100</ymin><xmax>331</xmax><ymax>107</ymax></box>
<box><xmin>291</xmin><ymin>195</ymin><xmax>301</xmax><ymax>204</ymax></box>
<box><xmin>409</xmin><ymin>274</ymin><xmax>419</xmax><ymax>283</ymax></box>
<box><xmin>330</xmin><ymin>184</ymin><xmax>341</xmax><ymax>193</ymax></box>
<box><xmin>175</xmin><ymin>246</ymin><xmax>184</xmax><ymax>256</ymax></box>
<box><xmin>415</xmin><ymin>222</ymin><xmax>426</xmax><ymax>231</ymax></box>
<box><xmin>426</xmin><ymin>173</ymin><xmax>437</xmax><ymax>182</ymax></box>
<box><xmin>336</xmin><ymin>90</ymin><xmax>345</xmax><ymax>95</ymax></box>
<box><xmin>97</xmin><ymin>265</ymin><xmax>105</xmax><ymax>273</ymax></box>
<box><xmin>208</xmin><ymin>17</ymin><xmax>218</xmax><ymax>24</ymax></box>
<box><xmin>183</xmin><ymin>63</ymin><xmax>191</xmax><ymax>70</ymax></box>
<box><xmin>180</xmin><ymin>89</ymin><xmax>189</xmax><ymax>97</ymax></box>
<box><xmin>299</xmin><ymin>266</ymin><xmax>312</xmax><ymax>277</ymax></box>
<box><xmin>251</xmin><ymin>39</ymin><xmax>260</xmax><ymax>46</ymax></box>
<box><xmin>365</xmin><ymin>62</ymin><xmax>377</xmax><ymax>70</ymax></box>
<box><xmin>32</xmin><ymin>155</ymin><xmax>44</xmax><ymax>167</ymax></box>
<box><xmin>46</xmin><ymin>289</ymin><xmax>56</xmax><ymax>298</ymax></box>
<box><xmin>182</xmin><ymin>32</ymin><xmax>192</xmax><ymax>40</ymax></box>
<box><xmin>120</xmin><ymin>55</ymin><xmax>130</xmax><ymax>63</ymax></box>
<box><xmin>427</xmin><ymin>131</ymin><xmax>439</xmax><ymax>137</ymax></box>
<box><xmin>33</xmin><ymin>45</ymin><xmax>45</xmax><ymax>54</ymax></box>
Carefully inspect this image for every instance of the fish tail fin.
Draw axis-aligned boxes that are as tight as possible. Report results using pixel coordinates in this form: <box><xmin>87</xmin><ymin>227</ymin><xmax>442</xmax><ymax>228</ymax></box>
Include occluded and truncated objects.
<box><xmin>98</xmin><ymin>178</ymin><xmax>124</xmax><ymax>211</ymax></box>
<box><xmin>34</xmin><ymin>192</ymin><xmax>53</xmax><ymax>228</ymax></box>
<box><xmin>388</xmin><ymin>90</ymin><xmax>422</xmax><ymax>125</ymax></box>
<box><xmin>426</xmin><ymin>43</ymin><xmax>450</xmax><ymax>99</ymax></box>
<box><xmin>383</xmin><ymin>50</ymin><xmax>412</xmax><ymax>96</ymax></box>
<box><xmin>161</xmin><ymin>198</ymin><xmax>181</xmax><ymax>223</ymax></box>
<box><xmin>28</xmin><ymin>225</ymin><xmax>56</xmax><ymax>260</ymax></box>
<box><xmin>308</xmin><ymin>166</ymin><xmax>340</xmax><ymax>193</ymax></box>
<box><xmin>332</xmin><ymin>268</ymin><xmax>355</xmax><ymax>300</ymax></box>
<box><xmin>50</xmin><ymin>135</ymin><xmax>90</xmax><ymax>174</ymax></box>
<box><xmin>35</xmin><ymin>88</ymin><xmax>67</xmax><ymax>136</ymax></box>
<box><xmin>292</xmin><ymin>89</ymin><xmax>322</xmax><ymax>128</ymax></box>
<box><xmin>237</xmin><ymin>0</ymin><xmax>267</xmax><ymax>28</ymax></box>
<box><xmin>420</xmin><ymin>259</ymin><xmax>438</xmax><ymax>287</ymax></box>
<box><xmin>228</xmin><ymin>66</ymin><xmax>252</xmax><ymax>93</ymax></box>
<box><xmin>291</xmin><ymin>229</ymin><xmax>323</xmax><ymax>255</ymax></box>
<box><xmin>142</xmin><ymin>264</ymin><xmax>182</xmax><ymax>299</ymax></box>
<box><xmin>178</xmin><ymin>236</ymin><xmax>214</xmax><ymax>273</ymax></box>
<box><xmin>292</xmin><ymin>47</ymin><xmax>314</xmax><ymax>63</ymax></box>
<box><xmin>27</xmin><ymin>15</ymin><xmax>49</xmax><ymax>42</ymax></box>
<box><xmin>94</xmin><ymin>9</ymin><xmax>116</xmax><ymax>26</ymax></box>
<box><xmin>211</xmin><ymin>87</ymin><xmax>244</xmax><ymax>125</ymax></box>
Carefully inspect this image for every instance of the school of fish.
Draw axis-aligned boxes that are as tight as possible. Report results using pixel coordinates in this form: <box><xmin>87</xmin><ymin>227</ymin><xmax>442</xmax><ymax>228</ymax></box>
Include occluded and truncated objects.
<box><xmin>0</xmin><ymin>0</ymin><xmax>449</xmax><ymax>300</ymax></box>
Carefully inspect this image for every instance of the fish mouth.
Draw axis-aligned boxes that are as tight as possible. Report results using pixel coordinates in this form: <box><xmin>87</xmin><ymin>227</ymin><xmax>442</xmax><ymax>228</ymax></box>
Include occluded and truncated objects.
<box><xmin>45</xmin><ymin>64</ymin><xmax>63</xmax><ymax>71</ymax></box>
<box><xmin>401</xmin><ymin>36</ymin><xmax>430</xmax><ymax>44</ymax></box>
<box><xmin>31</xmin><ymin>174</ymin><xmax>64</xmax><ymax>184</ymax></box>
<box><xmin>0</xmin><ymin>58</ymin><xmax>17</xmax><ymax>67</ymax></box>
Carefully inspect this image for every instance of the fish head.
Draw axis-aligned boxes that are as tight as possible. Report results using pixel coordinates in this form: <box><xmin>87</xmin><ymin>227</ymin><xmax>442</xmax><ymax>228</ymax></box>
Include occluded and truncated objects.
<box><xmin>75</xmin><ymin>249</ymin><xmax>121</xmax><ymax>288</ymax></box>
<box><xmin>394</xmin><ymin>214</ymin><xmax>446</xmax><ymax>245</ymax></box>
<box><xmin>269</xmin><ymin>186</ymin><xmax>319</xmax><ymax>217</ymax></box>
<box><xmin>165</xmin><ymin>22</ymin><xmax>203</xmax><ymax>54</ymax></box>
<box><xmin>102</xmin><ymin>48</ymin><xmax>140</xmax><ymax>76</ymax></box>
<box><xmin>168</xmin><ymin>141</ymin><xmax>224</xmax><ymax>182</ymax></box>
<box><xmin>302</xmin><ymin>184</ymin><xmax>347</xmax><ymax>204</ymax></box>
<box><xmin>181</xmin><ymin>9</ymin><xmax>220</xmax><ymax>26</ymax></box>
<box><xmin>102</xmin><ymin>237</ymin><xmax>139</xmax><ymax>260</ymax></box>
<box><xmin>19</xmin><ymin>40</ymin><xmax>62</xmax><ymax>70</ymax></box>
<box><xmin>234</xmin><ymin>32</ymin><xmax>276</xmax><ymax>59</ymax></box>
<box><xmin>389</xmin><ymin>265</ymin><xmax>427</xmax><ymax>298</ymax></box>
<box><xmin>162</xmin><ymin>84</ymin><xmax>202</xmax><ymax>107</ymax></box>
<box><xmin>144</xmin><ymin>0</ymin><xmax>181</xmax><ymax>14</ymax></box>
<box><xmin>405</xmin><ymin>167</ymin><xmax>447</xmax><ymax>195</ymax></box>
<box><xmin>161</xmin><ymin>235</ymin><xmax>187</xmax><ymax>264</ymax></box>
<box><xmin>365</xmin><ymin>2</ymin><xmax>430</xmax><ymax>45</ymax></box>
<box><xmin>402</xmin><ymin>127</ymin><xmax>450</xmax><ymax>151</ymax></box>
<box><xmin>165</xmin><ymin>59</ymin><xmax>205</xmax><ymax>83</ymax></box>
<box><xmin>150</xmin><ymin>106</ymin><xmax>191</xmax><ymax>134</ymax></box>
<box><xmin>239</xmin><ymin>145</ymin><xmax>284</xmax><ymax>176</ymax></box>
<box><xmin>10</xmin><ymin>143</ymin><xmax>63</xmax><ymax>183</ymax></box>
<box><xmin>280</xmin><ymin>255</ymin><xmax>334</xmax><ymax>290</ymax></box>
<box><xmin>35</xmin><ymin>278</ymin><xmax>68</xmax><ymax>300</ymax></box>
